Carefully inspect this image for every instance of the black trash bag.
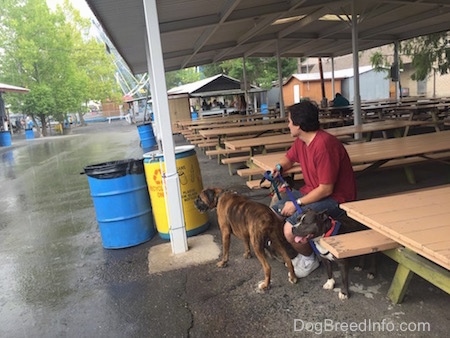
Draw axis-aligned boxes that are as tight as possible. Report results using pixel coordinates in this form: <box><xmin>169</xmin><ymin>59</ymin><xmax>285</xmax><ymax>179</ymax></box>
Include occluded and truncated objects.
<box><xmin>83</xmin><ymin>158</ymin><xmax>144</xmax><ymax>179</ymax></box>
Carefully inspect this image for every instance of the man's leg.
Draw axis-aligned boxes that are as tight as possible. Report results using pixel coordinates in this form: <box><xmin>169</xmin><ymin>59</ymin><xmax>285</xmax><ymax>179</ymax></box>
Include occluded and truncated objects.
<box><xmin>284</xmin><ymin>220</ymin><xmax>319</xmax><ymax>278</ymax></box>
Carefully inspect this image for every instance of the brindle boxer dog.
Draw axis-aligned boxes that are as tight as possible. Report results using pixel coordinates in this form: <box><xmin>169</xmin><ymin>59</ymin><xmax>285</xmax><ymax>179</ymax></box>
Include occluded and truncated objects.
<box><xmin>194</xmin><ymin>188</ymin><xmax>297</xmax><ymax>292</ymax></box>
<box><xmin>291</xmin><ymin>209</ymin><xmax>350</xmax><ymax>300</ymax></box>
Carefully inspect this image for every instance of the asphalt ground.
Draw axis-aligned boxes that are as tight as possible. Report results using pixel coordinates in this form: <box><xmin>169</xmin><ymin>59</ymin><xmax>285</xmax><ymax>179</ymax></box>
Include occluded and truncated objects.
<box><xmin>0</xmin><ymin>120</ymin><xmax>449</xmax><ymax>338</ymax></box>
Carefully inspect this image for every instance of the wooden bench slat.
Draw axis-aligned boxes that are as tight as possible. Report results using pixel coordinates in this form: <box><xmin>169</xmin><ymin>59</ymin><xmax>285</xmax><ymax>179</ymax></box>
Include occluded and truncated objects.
<box><xmin>205</xmin><ymin>148</ymin><xmax>251</xmax><ymax>156</ymax></box>
<box><xmin>237</xmin><ymin>167</ymin><xmax>265</xmax><ymax>177</ymax></box>
<box><xmin>246</xmin><ymin>179</ymin><xmax>270</xmax><ymax>189</ymax></box>
<box><xmin>319</xmin><ymin>229</ymin><xmax>400</xmax><ymax>259</ymax></box>
<box><xmin>221</xmin><ymin>156</ymin><xmax>250</xmax><ymax>164</ymax></box>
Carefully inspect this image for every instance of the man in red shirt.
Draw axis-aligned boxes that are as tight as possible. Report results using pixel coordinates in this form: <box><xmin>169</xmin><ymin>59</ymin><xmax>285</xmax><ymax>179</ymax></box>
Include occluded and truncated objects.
<box><xmin>271</xmin><ymin>101</ymin><xmax>357</xmax><ymax>278</ymax></box>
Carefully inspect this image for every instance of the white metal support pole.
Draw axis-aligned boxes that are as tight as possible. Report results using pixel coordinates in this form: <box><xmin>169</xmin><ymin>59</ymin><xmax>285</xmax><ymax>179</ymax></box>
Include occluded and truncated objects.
<box><xmin>144</xmin><ymin>38</ymin><xmax>162</xmax><ymax>149</ymax></box>
<box><xmin>242</xmin><ymin>55</ymin><xmax>248</xmax><ymax>114</ymax></box>
<box><xmin>394</xmin><ymin>40</ymin><xmax>400</xmax><ymax>100</ymax></box>
<box><xmin>276</xmin><ymin>40</ymin><xmax>285</xmax><ymax>118</ymax></box>
<box><xmin>331</xmin><ymin>57</ymin><xmax>335</xmax><ymax>99</ymax></box>
<box><xmin>143</xmin><ymin>0</ymin><xmax>188</xmax><ymax>254</ymax></box>
<box><xmin>351</xmin><ymin>0</ymin><xmax>362</xmax><ymax>140</ymax></box>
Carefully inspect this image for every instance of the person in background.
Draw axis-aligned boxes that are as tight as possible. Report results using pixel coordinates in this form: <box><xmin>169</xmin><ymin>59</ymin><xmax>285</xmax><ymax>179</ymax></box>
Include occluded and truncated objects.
<box><xmin>270</xmin><ymin>101</ymin><xmax>357</xmax><ymax>278</ymax></box>
<box><xmin>330</xmin><ymin>92</ymin><xmax>350</xmax><ymax>107</ymax></box>
<box><xmin>329</xmin><ymin>93</ymin><xmax>351</xmax><ymax>117</ymax></box>
<box><xmin>238</xmin><ymin>94</ymin><xmax>247</xmax><ymax>115</ymax></box>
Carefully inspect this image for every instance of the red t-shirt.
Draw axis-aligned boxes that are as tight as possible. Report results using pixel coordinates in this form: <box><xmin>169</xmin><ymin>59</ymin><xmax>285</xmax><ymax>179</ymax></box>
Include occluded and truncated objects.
<box><xmin>286</xmin><ymin>130</ymin><xmax>357</xmax><ymax>203</ymax></box>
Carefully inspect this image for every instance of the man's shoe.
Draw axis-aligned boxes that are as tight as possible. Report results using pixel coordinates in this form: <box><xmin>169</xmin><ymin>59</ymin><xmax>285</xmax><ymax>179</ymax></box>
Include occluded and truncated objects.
<box><xmin>292</xmin><ymin>253</ymin><xmax>319</xmax><ymax>278</ymax></box>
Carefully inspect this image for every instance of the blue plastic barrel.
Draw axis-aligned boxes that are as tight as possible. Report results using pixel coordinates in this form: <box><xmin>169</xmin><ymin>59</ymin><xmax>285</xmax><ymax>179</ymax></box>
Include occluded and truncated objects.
<box><xmin>137</xmin><ymin>122</ymin><xmax>157</xmax><ymax>153</ymax></box>
<box><xmin>83</xmin><ymin>159</ymin><xmax>155</xmax><ymax>249</ymax></box>
<box><xmin>0</xmin><ymin>131</ymin><xmax>12</xmax><ymax>147</ymax></box>
<box><xmin>191</xmin><ymin>111</ymin><xmax>198</xmax><ymax>120</ymax></box>
<box><xmin>261</xmin><ymin>103</ymin><xmax>269</xmax><ymax>114</ymax></box>
<box><xmin>25</xmin><ymin>129</ymin><xmax>34</xmax><ymax>140</ymax></box>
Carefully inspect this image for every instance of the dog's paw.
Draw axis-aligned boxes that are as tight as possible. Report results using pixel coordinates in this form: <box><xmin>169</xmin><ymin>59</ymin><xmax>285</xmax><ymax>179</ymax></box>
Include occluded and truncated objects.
<box><xmin>288</xmin><ymin>272</ymin><xmax>298</xmax><ymax>284</ymax></box>
<box><xmin>338</xmin><ymin>291</ymin><xmax>349</xmax><ymax>300</ymax></box>
<box><xmin>257</xmin><ymin>280</ymin><xmax>270</xmax><ymax>292</ymax></box>
<box><xmin>323</xmin><ymin>278</ymin><xmax>335</xmax><ymax>290</ymax></box>
<box><xmin>367</xmin><ymin>272</ymin><xmax>375</xmax><ymax>280</ymax></box>
<box><xmin>216</xmin><ymin>261</ymin><xmax>227</xmax><ymax>268</ymax></box>
<box><xmin>354</xmin><ymin>266</ymin><xmax>362</xmax><ymax>272</ymax></box>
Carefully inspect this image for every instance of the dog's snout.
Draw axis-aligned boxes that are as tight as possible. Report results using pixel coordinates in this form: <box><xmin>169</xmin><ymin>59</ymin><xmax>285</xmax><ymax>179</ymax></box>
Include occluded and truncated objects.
<box><xmin>194</xmin><ymin>197</ymin><xmax>208</xmax><ymax>213</ymax></box>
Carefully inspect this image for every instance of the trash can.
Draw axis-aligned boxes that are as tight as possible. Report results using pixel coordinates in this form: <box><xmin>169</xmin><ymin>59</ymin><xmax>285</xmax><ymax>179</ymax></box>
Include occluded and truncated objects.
<box><xmin>261</xmin><ymin>103</ymin><xmax>269</xmax><ymax>114</ymax></box>
<box><xmin>0</xmin><ymin>130</ymin><xmax>12</xmax><ymax>147</ymax></box>
<box><xmin>25</xmin><ymin>128</ymin><xmax>34</xmax><ymax>140</ymax></box>
<box><xmin>143</xmin><ymin>145</ymin><xmax>209</xmax><ymax>239</ymax></box>
<box><xmin>83</xmin><ymin>159</ymin><xmax>155</xmax><ymax>249</ymax></box>
<box><xmin>137</xmin><ymin>122</ymin><xmax>157</xmax><ymax>153</ymax></box>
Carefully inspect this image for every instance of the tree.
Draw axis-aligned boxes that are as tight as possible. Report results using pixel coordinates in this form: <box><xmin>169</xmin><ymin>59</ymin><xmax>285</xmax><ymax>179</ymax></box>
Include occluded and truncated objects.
<box><xmin>165</xmin><ymin>67</ymin><xmax>202</xmax><ymax>90</ymax></box>
<box><xmin>0</xmin><ymin>0</ymin><xmax>120</xmax><ymax>134</ymax></box>
<box><xmin>370</xmin><ymin>31</ymin><xmax>450</xmax><ymax>81</ymax></box>
<box><xmin>401</xmin><ymin>32</ymin><xmax>450</xmax><ymax>81</ymax></box>
<box><xmin>202</xmin><ymin>57</ymin><xmax>298</xmax><ymax>89</ymax></box>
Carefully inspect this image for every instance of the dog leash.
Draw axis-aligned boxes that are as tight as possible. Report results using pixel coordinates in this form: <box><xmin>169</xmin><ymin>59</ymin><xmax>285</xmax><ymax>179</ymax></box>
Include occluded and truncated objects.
<box><xmin>260</xmin><ymin>170</ymin><xmax>342</xmax><ymax>256</ymax></box>
<box><xmin>261</xmin><ymin>170</ymin><xmax>303</xmax><ymax>214</ymax></box>
<box><xmin>264</xmin><ymin>171</ymin><xmax>334</xmax><ymax>255</ymax></box>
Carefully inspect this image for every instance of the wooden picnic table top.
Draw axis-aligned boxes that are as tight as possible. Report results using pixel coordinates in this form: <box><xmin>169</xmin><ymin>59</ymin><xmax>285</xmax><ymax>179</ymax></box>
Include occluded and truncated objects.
<box><xmin>251</xmin><ymin>130</ymin><xmax>450</xmax><ymax>171</ymax></box>
<box><xmin>198</xmin><ymin>117</ymin><xmax>345</xmax><ymax>139</ymax></box>
<box><xmin>176</xmin><ymin>112</ymin><xmax>279</xmax><ymax>127</ymax></box>
<box><xmin>391</xmin><ymin>102</ymin><xmax>450</xmax><ymax>112</ymax></box>
<box><xmin>188</xmin><ymin>117</ymin><xmax>288</xmax><ymax>131</ymax></box>
<box><xmin>224</xmin><ymin>120</ymin><xmax>426</xmax><ymax>150</ymax></box>
<box><xmin>340</xmin><ymin>185</ymin><xmax>450</xmax><ymax>270</ymax></box>
<box><xmin>199</xmin><ymin>122</ymin><xmax>288</xmax><ymax>139</ymax></box>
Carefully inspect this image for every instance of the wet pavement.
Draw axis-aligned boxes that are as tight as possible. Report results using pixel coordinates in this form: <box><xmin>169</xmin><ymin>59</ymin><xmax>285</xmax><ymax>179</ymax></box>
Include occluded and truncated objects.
<box><xmin>0</xmin><ymin>122</ymin><xmax>449</xmax><ymax>337</ymax></box>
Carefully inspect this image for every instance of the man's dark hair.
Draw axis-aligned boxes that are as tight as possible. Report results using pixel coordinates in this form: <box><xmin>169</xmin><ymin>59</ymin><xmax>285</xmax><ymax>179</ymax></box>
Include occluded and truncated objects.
<box><xmin>288</xmin><ymin>101</ymin><xmax>320</xmax><ymax>132</ymax></box>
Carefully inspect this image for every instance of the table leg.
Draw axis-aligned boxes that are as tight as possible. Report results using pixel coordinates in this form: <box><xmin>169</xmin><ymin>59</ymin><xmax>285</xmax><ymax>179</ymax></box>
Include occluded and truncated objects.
<box><xmin>384</xmin><ymin>248</ymin><xmax>450</xmax><ymax>304</ymax></box>
<box><xmin>430</xmin><ymin>110</ymin><xmax>441</xmax><ymax>132</ymax></box>
<box><xmin>387</xmin><ymin>261</ymin><xmax>414</xmax><ymax>304</ymax></box>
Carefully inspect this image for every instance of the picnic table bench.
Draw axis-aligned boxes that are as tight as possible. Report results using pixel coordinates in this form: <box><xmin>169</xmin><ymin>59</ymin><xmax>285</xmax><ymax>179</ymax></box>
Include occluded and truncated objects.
<box><xmin>335</xmin><ymin>185</ymin><xmax>450</xmax><ymax>303</ymax></box>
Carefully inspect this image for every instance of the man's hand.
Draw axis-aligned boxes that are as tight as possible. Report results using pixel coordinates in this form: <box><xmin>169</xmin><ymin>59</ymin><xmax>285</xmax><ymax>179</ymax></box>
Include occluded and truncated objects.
<box><xmin>272</xmin><ymin>163</ymin><xmax>283</xmax><ymax>178</ymax></box>
<box><xmin>280</xmin><ymin>201</ymin><xmax>296</xmax><ymax>216</ymax></box>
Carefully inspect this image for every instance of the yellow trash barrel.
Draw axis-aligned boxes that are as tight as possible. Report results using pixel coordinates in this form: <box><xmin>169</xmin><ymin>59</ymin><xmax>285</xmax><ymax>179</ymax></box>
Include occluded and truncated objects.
<box><xmin>143</xmin><ymin>145</ymin><xmax>209</xmax><ymax>239</ymax></box>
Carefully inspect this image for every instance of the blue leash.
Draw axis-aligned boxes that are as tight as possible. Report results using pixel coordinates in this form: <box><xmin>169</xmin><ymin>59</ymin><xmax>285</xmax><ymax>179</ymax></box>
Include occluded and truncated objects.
<box><xmin>261</xmin><ymin>170</ymin><xmax>341</xmax><ymax>255</ymax></box>
<box><xmin>261</xmin><ymin>170</ymin><xmax>303</xmax><ymax>214</ymax></box>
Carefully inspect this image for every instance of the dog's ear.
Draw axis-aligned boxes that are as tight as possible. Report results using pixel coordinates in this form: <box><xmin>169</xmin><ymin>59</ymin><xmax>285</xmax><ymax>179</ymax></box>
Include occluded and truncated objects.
<box><xmin>317</xmin><ymin>209</ymin><xmax>329</xmax><ymax>222</ymax></box>
<box><xmin>205</xmin><ymin>189</ymin><xmax>216</xmax><ymax>204</ymax></box>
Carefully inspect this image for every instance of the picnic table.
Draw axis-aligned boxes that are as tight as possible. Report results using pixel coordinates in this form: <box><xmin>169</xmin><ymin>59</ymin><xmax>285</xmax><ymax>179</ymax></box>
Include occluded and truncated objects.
<box><xmin>224</xmin><ymin>120</ymin><xmax>427</xmax><ymax>156</ymax></box>
<box><xmin>188</xmin><ymin>117</ymin><xmax>288</xmax><ymax>132</ymax></box>
<box><xmin>338</xmin><ymin>185</ymin><xmax>450</xmax><ymax>303</ymax></box>
<box><xmin>176</xmin><ymin>112</ymin><xmax>279</xmax><ymax>129</ymax></box>
<box><xmin>390</xmin><ymin>102</ymin><xmax>449</xmax><ymax>132</ymax></box>
<box><xmin>250</xmin><ymin>130</ymin><xmax>450</xmax><ymax>183</ymax></box>
<box><xmin>198</xmin><ymin>122</ymin><xmax>289</xmax><ymax>146</ymax></box>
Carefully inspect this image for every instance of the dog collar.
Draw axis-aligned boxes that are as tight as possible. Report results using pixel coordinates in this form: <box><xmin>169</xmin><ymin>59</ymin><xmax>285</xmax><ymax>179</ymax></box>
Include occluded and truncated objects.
<box><xmin>309</xmin><ymin>218</ymin><xmax>341</xmax><ymax>257</ymax></box>
<box><xmin>324</xmin><ymin>218</ymin><xmax>339</xmax><ymax>237</ymax></box>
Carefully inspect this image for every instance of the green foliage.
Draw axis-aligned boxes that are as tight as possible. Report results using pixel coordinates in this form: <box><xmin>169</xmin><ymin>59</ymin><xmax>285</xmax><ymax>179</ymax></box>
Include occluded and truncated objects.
<box><xmin>401</xmin><ymin>32</ymin><xmax>450</xmax><ymax>81</ymax></box>
<box><xmin>0</xmin><ymin>0</ymin><xmax>120</xmax><ymax>133</ymax></box>
<box><xmin>370</xmin><ymin>32</ymin><xmax>450</xmax><ymax>81</ymax></box>
<box><xmin>185</xmin><ymin>57</ymin><xmax>298</xmax><ymax>89</ymax></box>
<box><xmin>165</xmin><ymin>68</ymin><xmax>202</xmax><ymax>89</ymax></box>
<box><xmin>370</xmin><ymin>51</ymin><xmax>389</xmax><ymax>72</ymax></box>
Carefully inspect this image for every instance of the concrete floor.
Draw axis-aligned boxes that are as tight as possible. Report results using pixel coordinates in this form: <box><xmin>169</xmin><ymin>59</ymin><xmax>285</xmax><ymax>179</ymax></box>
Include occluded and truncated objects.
<box><xmin>0</xmin><ymin>121</ymin><xmax>449</xmax><ymax>337</ymax></box>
